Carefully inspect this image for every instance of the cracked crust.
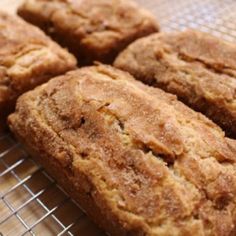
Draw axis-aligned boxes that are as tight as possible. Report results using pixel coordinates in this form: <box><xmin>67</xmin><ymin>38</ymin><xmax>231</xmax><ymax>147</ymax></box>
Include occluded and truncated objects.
<box><xmin>8</xmin><ymin>64</ymin><xmax>236</xmax><ymax>236</ymax></box>
<box><xmin>114</xmin><ymin>30</ymin><xmax>236</xmax><ymax>138</ymax></box>
<box><xmin>0</xmin><ymin>11</ymin><xmax>77</xmax><ymax>122</ymax></box>
<box><xmin>17</xmin><ymin>0</ymin><xmax>159</xmax><ymax>65</ymax></box>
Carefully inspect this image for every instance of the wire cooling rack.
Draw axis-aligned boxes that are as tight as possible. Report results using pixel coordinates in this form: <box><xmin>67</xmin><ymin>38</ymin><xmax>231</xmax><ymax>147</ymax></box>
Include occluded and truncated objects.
<box><xmin>137</xmin><ymin>0</ymin><xmax>236</xmax><ymax>42</ymax></box>
<box><xmin>1</xmin><ymin>0</ymin><xmax>236</xmax><ymax>235</ymax></box>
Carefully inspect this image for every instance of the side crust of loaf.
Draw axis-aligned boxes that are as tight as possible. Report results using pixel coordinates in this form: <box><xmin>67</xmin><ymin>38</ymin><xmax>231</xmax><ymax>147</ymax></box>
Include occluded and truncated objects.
<box><xmin>18</xmin><ymin>0</ymin><xmax>159</xmax><ymax>64</ymax></box>
<box><xmin>0</xmin><ymin>11</ymin><xmax>77</xmax><ymax>120</ymax></box>
<box><xmin>114</xmin><ymin>30</ymin><xmax>236</xmax><ymax>138</ymax></box>
<box><xmin>8</xmin><ymin>65</ymin><xmax>236</xmax><ymax>236</ymax></box>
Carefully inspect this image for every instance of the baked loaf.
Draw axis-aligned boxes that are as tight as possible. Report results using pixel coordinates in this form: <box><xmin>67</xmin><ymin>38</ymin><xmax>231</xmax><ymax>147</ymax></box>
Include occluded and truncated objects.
<box><xmin>18</xmin><ymin>0</ymin><xmax>159</xmax><ymax>65</ymax></box>
<box><xmin>114</xmin><ymin>30</ymin><xmax>236</xmax><ymax>138</ymax></box>
<box><xmin>0</xmin><ymin>11</ymin><xmax>76</xmax><ymax>122</ymax></box>
<box><xmin>9</xmin><ymin>65</ymin><xmax>236</xmax><ymax>236</ymax></box>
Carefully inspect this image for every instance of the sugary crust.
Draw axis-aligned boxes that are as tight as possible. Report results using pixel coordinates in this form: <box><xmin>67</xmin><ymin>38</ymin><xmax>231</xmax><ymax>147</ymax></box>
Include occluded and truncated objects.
<box><xmin>114</xmin><ymin>30</ymin><xmax>236</xmax><ymax>138</ymax></box>
<box><xmin>8</xmin><ymin>65</ymin><xmax>236</xmax><ymax>236</ymax></box>
<box><xmin>18</xmin><ymin>0</ymin><xmax>159</xmax><ymax>64</ymax></box>
<box><xmin>0</xmin><ymin>11</ymin><xmax>77</xmax><ymax>120</ymax></box>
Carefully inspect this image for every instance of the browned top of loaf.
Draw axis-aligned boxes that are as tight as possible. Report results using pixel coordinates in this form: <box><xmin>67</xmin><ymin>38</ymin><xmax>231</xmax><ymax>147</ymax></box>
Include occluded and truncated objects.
<box><xmin>114</xmin><ymin>30</ymin><xmax>236</xmax><ymax>136</ymax></box>
<box><xmin>18</xmin><ymin>0</ymin><xmax>159</xmax><ymax>63</ymax></box>
<box><xmin>0</xmin><ymin>11</ymin><xmax>76</xmax><ymax>113</ymax></box>
<box><xmin>9</xmin><ymin>65</ymin><xmax>236</xmax><ymax>236</ymax></box>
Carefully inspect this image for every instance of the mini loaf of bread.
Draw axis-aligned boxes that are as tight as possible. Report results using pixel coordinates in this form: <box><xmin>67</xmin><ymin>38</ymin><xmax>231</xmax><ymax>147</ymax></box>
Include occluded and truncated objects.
<box><xmin>114</xmin><ymin>30</ymin><xmax>236</xmax><ymax>138</ymax></box>
<box><xmin>0</xmin><ymin>11</ymin><xmax>76</xmax><ymax>122</ymax></box>
<box><xmin>18</xmin><ymin>0</ymin><xmax>159</xmax><ymax>64</ymax></box>
<box><xmin>9</xmin><ymin>65</ymin><xmax>236</xmax><ymax>236</ymax></box>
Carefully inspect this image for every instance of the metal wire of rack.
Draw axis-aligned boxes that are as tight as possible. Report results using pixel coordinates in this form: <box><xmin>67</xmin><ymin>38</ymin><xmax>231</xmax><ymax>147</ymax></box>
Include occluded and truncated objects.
<box><xmin>1</xmin><ymin>0</ymin><xmax>236</xmax><ymax>235</ymax></box>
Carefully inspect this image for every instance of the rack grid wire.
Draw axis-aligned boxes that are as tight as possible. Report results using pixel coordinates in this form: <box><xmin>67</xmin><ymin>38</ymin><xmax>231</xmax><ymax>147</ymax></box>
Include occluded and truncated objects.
<box><xmin>1</xmin><ymin>0</ymin><xmax>236</xmax><ymax>235</ymax></box>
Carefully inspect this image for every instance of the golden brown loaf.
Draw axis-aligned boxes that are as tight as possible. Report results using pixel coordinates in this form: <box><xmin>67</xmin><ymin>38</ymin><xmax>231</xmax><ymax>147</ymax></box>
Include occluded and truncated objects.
<box><xmin>0</xmin><ymin>11</ymin><xmax>76</xmax><ymax>121</ymax></box>
<box><xmin>18</xmin><ymin>0</ymin><xmax>159</xmax><ymax>64</ymax></box>
<box><xmin>114</xmin><ymin>30</ymin><xmax>236</xmax><ymax>138</ymax></box>
<box><xmin>9</xmin><ymin>65</ymin><xmax>236</xmax><ymax>236</ymax></box>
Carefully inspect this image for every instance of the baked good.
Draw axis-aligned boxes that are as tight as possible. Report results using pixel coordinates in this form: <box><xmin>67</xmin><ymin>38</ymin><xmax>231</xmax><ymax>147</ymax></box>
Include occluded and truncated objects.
<box><xmin>114</xmin><ymin>30</ymin><xmax>236</xmax><ymax>138</ymax></box>
<box><xmin>17</xmin><ymin>0</ymin><xmax>159</xmax><ymax>65</ymax></box>
<box><xmin>0</xmin><ymin>11</ymin><xmax>77</xmax><ymax>122</ymax></box>
<box><xmin>8</xmin><ymin>64</ymin><xmax>236</xmax><ymax>236</ymax></box>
